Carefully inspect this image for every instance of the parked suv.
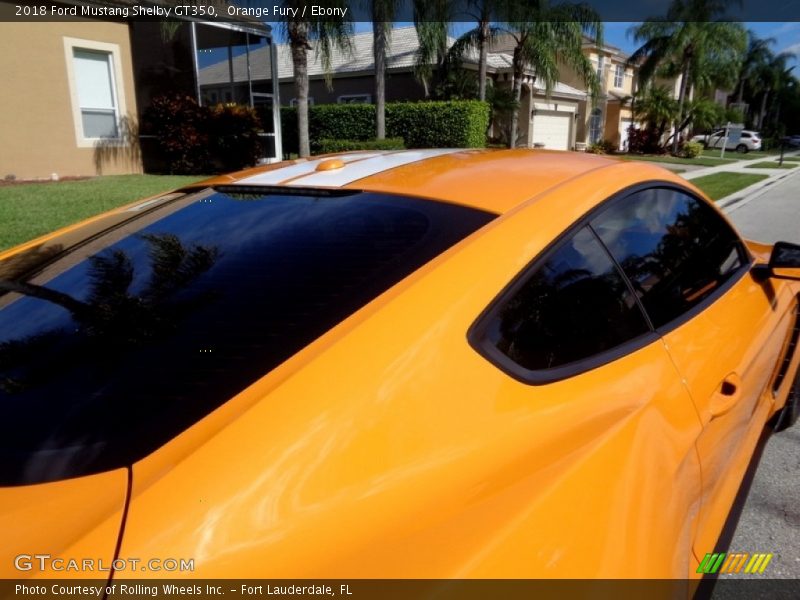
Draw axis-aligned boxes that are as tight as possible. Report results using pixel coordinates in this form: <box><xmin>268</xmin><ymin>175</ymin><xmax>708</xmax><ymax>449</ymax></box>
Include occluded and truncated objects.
<box><xmin>696</xmin><ymin>129</ymin><xmax>762</xmax><ymax>153</ymax></box>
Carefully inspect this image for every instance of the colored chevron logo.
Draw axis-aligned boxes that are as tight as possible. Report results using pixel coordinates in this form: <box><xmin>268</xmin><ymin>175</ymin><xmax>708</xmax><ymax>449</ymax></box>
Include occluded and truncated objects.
<box><xmin>697</xmin><ymin>552</ymin><xmax>774</xmax><ymax>574</ymax></box>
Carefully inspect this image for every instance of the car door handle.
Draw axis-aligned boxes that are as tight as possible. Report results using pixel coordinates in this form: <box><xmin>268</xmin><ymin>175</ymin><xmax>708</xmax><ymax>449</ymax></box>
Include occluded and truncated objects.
<box><xmin>709</xmin><ymin>373</ymin><xmax>742</xmax><ymax>419</ymax></box>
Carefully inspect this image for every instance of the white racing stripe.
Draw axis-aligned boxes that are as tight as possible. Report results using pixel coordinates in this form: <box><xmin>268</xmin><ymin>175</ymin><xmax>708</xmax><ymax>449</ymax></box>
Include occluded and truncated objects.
<box><xmin>236</xmin><ymin>149</ymin><xmax>464</xmax><ymax>188</ymax></box>
<box><xmin>237</xmin><ymin>153</ymin><xmax>384</xmax><ymax>185</ymax></box>
<box><xmin>286</xmin><ymin>149</ymin><xmax>463</xmax><ymax>187</ymax></box>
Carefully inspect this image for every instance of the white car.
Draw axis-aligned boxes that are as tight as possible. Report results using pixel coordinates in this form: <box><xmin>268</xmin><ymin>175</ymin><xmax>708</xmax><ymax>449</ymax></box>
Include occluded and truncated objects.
<box><xmin>695</xmin><ymin>129</ymin><xmax>762</xmax><ymax>153</ymax></box>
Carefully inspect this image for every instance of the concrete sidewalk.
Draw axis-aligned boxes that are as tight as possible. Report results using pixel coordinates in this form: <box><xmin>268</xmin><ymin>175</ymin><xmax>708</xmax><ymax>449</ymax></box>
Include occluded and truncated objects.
<box><xmin>682</xmin><ymin>150</ymin><xmax>800</xmax><ymax>181</ymax></box>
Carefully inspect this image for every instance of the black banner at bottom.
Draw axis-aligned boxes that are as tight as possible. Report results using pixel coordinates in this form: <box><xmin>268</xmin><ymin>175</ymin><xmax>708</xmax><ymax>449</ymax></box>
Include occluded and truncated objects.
<box><xmin>2</xmin><ymin>579</ymin><xmax>800</xmax><ymax>600</ymax></box>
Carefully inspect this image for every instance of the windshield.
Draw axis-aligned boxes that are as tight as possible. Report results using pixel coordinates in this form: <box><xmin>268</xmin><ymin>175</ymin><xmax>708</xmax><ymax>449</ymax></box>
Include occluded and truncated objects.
<box><xmin>0</xmin><ymin>187</ymin><xmax>494</xmax><ymax>485</ymax></box>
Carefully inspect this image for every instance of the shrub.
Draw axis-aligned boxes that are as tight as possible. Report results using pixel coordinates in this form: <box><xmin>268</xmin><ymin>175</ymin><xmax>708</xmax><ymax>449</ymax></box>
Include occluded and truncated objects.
<box><xmin>281</xmin><ymin>104</ymin><xmax>375</xmax><ymax>155</ymax></box>
<box><xmin>626</xmin><ymin>126</ymin><xmax>664</xmax><ymax>154</ymax></box>
<box><xmin>385</xmin><ymin>100</ymin><xmax>490</xmax><ymax>148</ymax></box>
<box><xmin>681</xmin><ymin>141</ymin><xmax>704</xmax><ymax>158</ymax></box>
<box><xmin>144</xmin><ymin>95</ymin><xmax>210</xmax><ymax>174</ymax></box>
<box><xmin>144</xmin><ymin>95</ymin><xmax>264</xmax><ymax>174</ymax></box>
<box><xmin>207</xmin><ymin>103</ymin><xmax>263</xmax><ymax>172</ymax></box>
<box><xmin>281</xmin><ymin>100</ymin><xmax>490</xmax><ymax>155</ymax></box>
<box><xmin>311</xmin><ymin>104</ymin><xmax>376</xmax><ymax>144</ymax></box>
<box><xmin>587</xmin><ymin>139</ymin><xmax>616</xmax><ymax>154</ymax></box>
<box><xmin>317</xmin><ymin>138</ymin><xmax>405</xmax><ymax>153</ymax></box>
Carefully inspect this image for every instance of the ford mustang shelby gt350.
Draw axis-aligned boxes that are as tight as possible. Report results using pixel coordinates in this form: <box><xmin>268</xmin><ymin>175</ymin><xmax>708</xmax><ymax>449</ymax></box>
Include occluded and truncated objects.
<box><xmin>1</xmin><ymin>149</ymin><xmax>798</xmax><ymax>580</ymax></box>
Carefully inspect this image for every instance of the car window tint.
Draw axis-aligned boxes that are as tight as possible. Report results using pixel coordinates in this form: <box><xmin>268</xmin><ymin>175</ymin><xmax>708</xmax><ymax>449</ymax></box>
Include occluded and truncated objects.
<box><xmin>0</xmin><ymin>189</ymin><xmax>495</xmax><ymax>485</ymax></box>
<box><xmin>591</xmin><ymin>188</ymin><xmax>744</xmax><ymax>329</ymax></box>
<box><xmin>486</xmin><ymin>227</ymin><xmax>650</xmax><ymax>371</ymax></box>
<box><xmin>741</xmin><ymin>132</ymin><xmax>751</xmax><ymax>138</ymax></box>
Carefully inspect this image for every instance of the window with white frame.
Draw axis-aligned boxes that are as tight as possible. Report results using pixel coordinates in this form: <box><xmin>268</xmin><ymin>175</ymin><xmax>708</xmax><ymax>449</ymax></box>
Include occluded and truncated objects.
<box><xmin>337</xmin><ymin>94</ymin><xmax>371</xmax><ymax>104</ymax></box>
<box><xmin>596</xmin><ymin>56</ymin><xmax>605</xmax><ymax>81</ymax></box>
<box><xmin>589</xmin><ymin>108</ymin><xmax>603</xmax><ymax>143</ymax></box>
<box><xmin>614</xmin><ymin>65</ymin><xmax>624</xmax><ymax>88</ymax></box>
<box><xmin>64</xmin><ymin>38</ymin><xmax>126</xmax><ymax>146</ymax></box>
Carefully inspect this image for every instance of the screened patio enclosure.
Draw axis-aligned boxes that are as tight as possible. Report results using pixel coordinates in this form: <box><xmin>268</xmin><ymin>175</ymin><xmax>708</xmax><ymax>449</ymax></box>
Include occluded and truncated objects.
<box><xmin>191</xmin><ymin>20</ymin><xmax>282</xmax><ymax>163</ymax></box>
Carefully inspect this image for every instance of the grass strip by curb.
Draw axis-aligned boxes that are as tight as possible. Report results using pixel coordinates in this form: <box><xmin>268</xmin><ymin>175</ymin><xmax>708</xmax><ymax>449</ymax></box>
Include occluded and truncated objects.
<box><xmin>690</xmin><ymin>172</ymin><xmax>769</xmax><ymax>201</ymax></box>
<box><xmin>744</xmin><ymin>161</ymin><xmax>798</xmax><ymax>169</ymax></box>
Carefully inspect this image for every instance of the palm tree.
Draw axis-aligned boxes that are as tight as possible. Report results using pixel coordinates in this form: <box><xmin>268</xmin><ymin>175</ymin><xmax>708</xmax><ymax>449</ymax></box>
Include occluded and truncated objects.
<box><xmin>446</xmin><ymin>0</ymin><xmax>501</xmax><ymax>101</ymax></box>
<box><xmin>629</xmin><ymin>1</ymin><xmax>746</xmax><ymax>154</ymax></box>
<box><xmin>735</xmin><ymin>32</ymin><xmax>775</xmax><ymax>105</ymax></box>
<box><xmin>282</xmin><ymin>1</ymin><xmax>353</xmax><ymax>157</ymax></box>
<box><xmin>633</xmin><ymin>85</ymin><xmax>679</xmax><ymax>139</ymax></box>
<box><xmin>370</xmin><ymin>0</ymin><xmax>398</xmax><ymax>139</ymax></box>
<box><xmin>678</xmin><ymin>97</ymin><xmax>725</xmax><ymax>137</ymax></box>
<box><xmin>752</xmin><ymin>53</ymin><xmax>795</xmax><ymax>130</ymax></box>
<box><xmin>500</xmin><ymin>1</ymin><xmax>602</xmax><ymax>148</ymax></box>
<box><xmin>412</xmin><ymin>0</ymin><xmax>453</xmax><ymax>97</ymax></box>
<box><xmin>1</xmin><ymin>234</ymin><xmax>219</xmax><ymax>398</ymax></box>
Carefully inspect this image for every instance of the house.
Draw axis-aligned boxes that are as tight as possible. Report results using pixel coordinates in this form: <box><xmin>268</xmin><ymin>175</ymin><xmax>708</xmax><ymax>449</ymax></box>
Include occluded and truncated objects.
<box><xmin>199</xmin><ymin>26</ymin><xmax>643</xmax><ymax>153</ymax></box>
<box><xmin>0</xmin><ymin>0</ymin><xmax>281</xmax><ymax>181</ymax></box>
<box><xmin>0</xmin><ymin>17</ymin><xmax>141</xmax><ymax>180</ymax></box>
<box><xmin>199</xmin><ymin>27</ymin><xmax>430</xmax><ymax>108</ymax></box>
<box><xmin>460</xmin><ymin>34</ymin><xmax>589</xmax><ymax>151</ymax></box>
<box><xmin>554</xmin><ymin>37</ymin><xmax>638</xmax><ymax>150</ymax></box>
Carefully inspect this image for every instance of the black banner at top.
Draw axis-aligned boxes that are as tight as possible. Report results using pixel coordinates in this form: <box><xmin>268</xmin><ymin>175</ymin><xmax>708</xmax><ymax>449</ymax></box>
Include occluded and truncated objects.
<box><xmin>0</xmin><ymin>0</ymin><xmax>799</xmax><ymax>23</ymax></box>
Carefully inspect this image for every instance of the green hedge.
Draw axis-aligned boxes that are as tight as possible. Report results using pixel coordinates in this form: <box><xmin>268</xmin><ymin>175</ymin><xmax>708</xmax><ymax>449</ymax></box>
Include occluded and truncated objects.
<box><xmin>318</xmin><ymin>138</ymin><xmax>405</xmax><ymax>153</ymax></box>
<box><xmin>385</xmin><ymin>101</ymin><xmax>489</xmax><ymax>149</ymax></box>
<box><xmin>313</xmin><ymin>104</ymin><xmax>375</xmax><ymax>143</ymax></box>
<box><xmin>281</xmin><ymin>100</ymin><xmax>489</xmax><ymax>155</ymax></box>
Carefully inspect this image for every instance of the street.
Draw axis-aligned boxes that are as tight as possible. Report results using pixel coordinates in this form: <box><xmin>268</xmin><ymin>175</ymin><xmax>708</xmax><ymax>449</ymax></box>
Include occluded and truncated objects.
<box><xmin>711</xmin><ymin>168</ymin><xmax>800</xmax><ymax>582</ymax></box>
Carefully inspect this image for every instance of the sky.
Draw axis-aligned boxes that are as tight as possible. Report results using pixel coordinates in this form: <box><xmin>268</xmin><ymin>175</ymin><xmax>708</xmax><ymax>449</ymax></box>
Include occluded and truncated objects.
<box><xmin>603</xmin><ymin>21</ymin><xmax>800</xmax><ymax>66</ymax></box>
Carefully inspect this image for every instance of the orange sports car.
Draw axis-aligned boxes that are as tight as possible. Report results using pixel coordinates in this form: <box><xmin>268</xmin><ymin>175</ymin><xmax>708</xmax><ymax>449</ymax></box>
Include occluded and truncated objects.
<box><xmin>1</xmin><ymin>149</ymin><xmax>799</xmax><ymax>581</ymax></box>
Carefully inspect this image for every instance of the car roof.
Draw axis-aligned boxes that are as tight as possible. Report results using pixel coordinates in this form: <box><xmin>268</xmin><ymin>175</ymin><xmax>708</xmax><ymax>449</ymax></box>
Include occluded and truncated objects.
<box><xmin>1</xmin><ymin>148</ymin><xmax>683</xmax><ymax>282</ymax></box>
<box><xmin>189</xmin><ymin>149</ymin><xmax>622</xmax><ymax>215</ymax></box>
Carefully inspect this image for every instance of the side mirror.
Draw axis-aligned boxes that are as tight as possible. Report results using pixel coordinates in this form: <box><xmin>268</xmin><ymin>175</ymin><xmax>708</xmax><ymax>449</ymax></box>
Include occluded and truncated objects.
<box><xmin>769</xmin><ymin>241</ymin><xmax>800</xmax><ymax>281</ymax></box>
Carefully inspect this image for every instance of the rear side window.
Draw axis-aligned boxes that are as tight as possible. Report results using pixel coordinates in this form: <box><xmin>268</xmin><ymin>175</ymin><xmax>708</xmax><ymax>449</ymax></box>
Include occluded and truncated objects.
<box><xmin>0</xmin><ymin>188</ymin><xmax>494</xmax><ymax>485</ymax></box>
<box><xmin>479</xmin><ymin>227</ymin><xmax>651</xmax><ymax>373</ymax></box>
<box><xmin>590</xmin><ymin>187</ymin><xmax>745</xmax><ymax>329</ymax></box>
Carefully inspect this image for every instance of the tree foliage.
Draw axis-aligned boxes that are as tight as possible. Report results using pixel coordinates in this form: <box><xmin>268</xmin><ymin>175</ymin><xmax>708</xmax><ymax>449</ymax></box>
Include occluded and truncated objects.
<box><xmin>499</xmin><ymin>0</ymin><xmax>602</xmax><ymax>148</ymax></box>
<box><xmin>280</xmin><ymin>0</ymin><xmax>353</xmax><ymax>157</ymax></box>
<box><xmin>629</xmin><ymin>0</ymin><xmax>746</xmax><ymax>153</ymax></box>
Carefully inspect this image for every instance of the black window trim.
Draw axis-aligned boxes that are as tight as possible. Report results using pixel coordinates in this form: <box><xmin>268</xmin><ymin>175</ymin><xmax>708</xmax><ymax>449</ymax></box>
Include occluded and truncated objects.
<box><xmin>467</xmin><ymin>180</ymin><xmax>753</xmax><ymax>386</ymax></box>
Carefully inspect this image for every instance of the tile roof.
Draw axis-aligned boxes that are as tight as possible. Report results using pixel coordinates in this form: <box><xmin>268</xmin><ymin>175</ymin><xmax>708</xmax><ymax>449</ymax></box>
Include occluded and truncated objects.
<box><xmin>199</xmin><ymin>25</ymin><xmax>588</xmax><ymax>100</ymax></box>
<box><xmin>200</xmin><ymin>26</ymin><xmax>434</xmax><ymax>86</ymax></box>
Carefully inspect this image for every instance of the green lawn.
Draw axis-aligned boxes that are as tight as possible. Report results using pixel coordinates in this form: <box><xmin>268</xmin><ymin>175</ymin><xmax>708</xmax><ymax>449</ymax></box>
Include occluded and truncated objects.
<box><xmin>690</xmin><ymin>172</ymin><xmax>769</xmax><ymax>201</ymax></box>
<box><xmin>0</xmin><ymin>175</ymin><xmax>206</xmax><ymax>251</ymax></box>
<box><xmin>620</xmin><ymin>154</ymin><xmax>738</xmax><ymax>167</ymax></box>
<box><xmin>771</xmin><ymin>156</ymin><xmax>800</xmax><ymax>162</ymax></box>
<box><xmin>744</xmin><ymin>161</ymin><xmax>798</xmax><ymax>169</ymax></box>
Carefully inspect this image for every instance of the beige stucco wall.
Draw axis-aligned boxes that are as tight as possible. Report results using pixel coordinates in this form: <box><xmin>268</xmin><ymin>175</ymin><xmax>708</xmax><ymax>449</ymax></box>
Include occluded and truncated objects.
<box><xmin>0</xmin><ymin>21</ymin><xmax>141</xmax><ymax>180</ymax></box>
<box><xmin>604</xmin><ymin>102</ymin><xmax>622</xmax><ymax>145</ymax></box>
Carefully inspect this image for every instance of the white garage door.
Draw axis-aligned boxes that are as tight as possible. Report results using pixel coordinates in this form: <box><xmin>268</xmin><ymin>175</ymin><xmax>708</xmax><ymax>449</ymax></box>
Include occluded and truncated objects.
<box><xmin>531</xmin><ymin>112</ymin><xmax>571</xmax><ymax>151</ymax></box>
<box><xmin>619</xmin><ymin>119</ymin><xmax>633</xmax><ymax>151</ymax></box>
